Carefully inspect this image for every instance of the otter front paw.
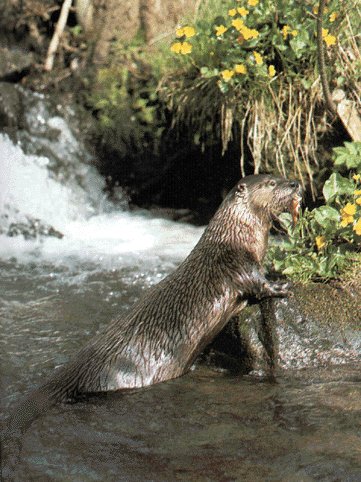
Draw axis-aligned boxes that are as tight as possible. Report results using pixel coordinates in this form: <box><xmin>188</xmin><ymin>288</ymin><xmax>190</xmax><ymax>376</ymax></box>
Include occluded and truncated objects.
<box><xmin>260</xmin><ymin>281</ymin><xmax>291</xmax><ymax>299</ymax></box>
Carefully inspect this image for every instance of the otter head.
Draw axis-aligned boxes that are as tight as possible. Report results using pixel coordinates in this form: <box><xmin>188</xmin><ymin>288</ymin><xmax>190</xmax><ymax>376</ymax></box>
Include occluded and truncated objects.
<box><xmin>236</xmin><ymin>174</ymin><xmax>302</xmax><ymax>225</ymax></box>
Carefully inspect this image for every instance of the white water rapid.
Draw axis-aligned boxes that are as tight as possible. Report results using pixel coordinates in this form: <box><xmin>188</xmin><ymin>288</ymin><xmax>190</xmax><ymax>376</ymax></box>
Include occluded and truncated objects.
<box><xmin>0</xmin><ymin>131</ymin><xmax>203</xmax><ymax>271</ymax></box>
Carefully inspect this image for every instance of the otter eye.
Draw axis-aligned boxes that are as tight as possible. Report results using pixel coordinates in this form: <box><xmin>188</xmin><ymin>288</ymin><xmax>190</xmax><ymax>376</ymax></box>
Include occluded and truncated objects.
<box><xmin>269</xmin><ymin>180</ymin><xmax>277</xmax><ymax>188</ymax></box>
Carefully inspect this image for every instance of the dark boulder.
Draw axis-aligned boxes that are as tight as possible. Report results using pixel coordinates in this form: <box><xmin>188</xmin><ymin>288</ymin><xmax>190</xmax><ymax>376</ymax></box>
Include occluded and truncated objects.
<box><xmin>0</xmin><ymin>46</ymin><xmax>33</xmax><ymax>82</ymax></box>
<box><xmin>202</xmin><ymin>281</ymin><xmax>361</xmax><ymax>375</ymax></box>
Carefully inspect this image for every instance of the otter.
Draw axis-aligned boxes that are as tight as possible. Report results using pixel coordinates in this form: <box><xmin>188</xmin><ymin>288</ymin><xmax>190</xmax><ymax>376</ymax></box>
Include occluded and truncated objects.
<box><xmin>2</xmin><ymin>174</ymin><xmax>301</xmax><ymax>477</ymax></box>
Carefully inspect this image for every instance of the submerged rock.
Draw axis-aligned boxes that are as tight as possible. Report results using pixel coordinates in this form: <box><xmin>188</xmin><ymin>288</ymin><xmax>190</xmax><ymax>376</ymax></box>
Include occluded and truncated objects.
<box><xmin>7</xmin><ymin>217</ymin><xmax>64</xmax><ymax>240</ymax></box>
<box><xmin>0</xmin><ymin>82</ymin><xmax>24</xmax><ymax>130</ymax></box>
<box><xmin>202</xmin><ymin>281</ymin><xmax>361</xmax><ymax>374</ymax></box>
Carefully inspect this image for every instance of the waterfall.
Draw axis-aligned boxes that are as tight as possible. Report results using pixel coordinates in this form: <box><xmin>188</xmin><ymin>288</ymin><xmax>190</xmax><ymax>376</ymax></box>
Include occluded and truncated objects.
<box><xmin>0</xmin><ymin>89</ymin><xmax>203</xmax><ymax>268</ymax></box>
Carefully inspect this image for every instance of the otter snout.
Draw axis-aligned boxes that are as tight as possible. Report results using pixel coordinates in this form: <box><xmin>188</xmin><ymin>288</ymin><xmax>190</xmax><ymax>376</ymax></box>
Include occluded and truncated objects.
<box><xmin>290</xmin><ymin>179</ymin><xmax>302</xmax><ymax>196</ymax></box>
<box><xmin>289</xmin><ymin>180</ymin><xmax>300</xmax><ymax>189</ymax></box>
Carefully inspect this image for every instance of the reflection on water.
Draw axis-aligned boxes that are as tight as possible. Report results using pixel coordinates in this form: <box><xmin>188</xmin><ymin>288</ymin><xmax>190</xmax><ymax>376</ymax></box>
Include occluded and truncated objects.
<box><xmin>1</xmin><ymin>259</ymin><xmax>361</xmax><ymax>482</ymax></box>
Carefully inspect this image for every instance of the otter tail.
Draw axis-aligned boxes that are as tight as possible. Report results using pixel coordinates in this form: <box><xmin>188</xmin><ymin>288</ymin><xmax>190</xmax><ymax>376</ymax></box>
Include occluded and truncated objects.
<box><xmin>1</xmin><ymin>365</ymin><xmax>80</xmax><ymax>480</ymax></box>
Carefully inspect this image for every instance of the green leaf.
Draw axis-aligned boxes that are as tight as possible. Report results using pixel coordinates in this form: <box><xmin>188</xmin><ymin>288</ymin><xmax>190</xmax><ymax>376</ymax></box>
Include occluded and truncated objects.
<box><xmin>313</xmin><ymin>206</ymin><xmax>340</xmax><ymax>228</ymax></box>
<box><xmin>301</xmin><ymin>78</ymin><xmax>312</xmax><ymax>89</ymax></box>
<box><xmin>218</xmin><ymin>82</ymin><xmax>229</xmax><ymax>94</ymax></box>
<box><xmin>332</xmin><ymin>142</ymin><xmax>361</xmax><ymax>169</ymax></box>
<box><xmin>323</xmin><ymin>173</ymin><xmax>354</xmax><ymax>202</ymax></box>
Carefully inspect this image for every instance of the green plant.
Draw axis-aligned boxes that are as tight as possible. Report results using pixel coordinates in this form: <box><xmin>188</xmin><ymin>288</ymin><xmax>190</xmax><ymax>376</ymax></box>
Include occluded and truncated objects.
<box><xmin>89</xmin><ymin>41</ymin><xmax>166</xmax><ymax>160</ymax></box>
<box><xmin>268</xmin><ymin>142</ymin><xmax>361</xmax><ymax>282</ymax></box>
<box><xmin>161</xmin><ymin>0</ymin><xmax>359</xmax><ymax>194</ymax></box>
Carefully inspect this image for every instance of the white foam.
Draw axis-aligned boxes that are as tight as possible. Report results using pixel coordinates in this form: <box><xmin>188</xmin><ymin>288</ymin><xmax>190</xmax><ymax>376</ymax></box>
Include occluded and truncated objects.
<box><xmin>0</xmin><ymin>134</ymin><xmax>203</xmax><ymax>268</ymax></box>
<box><xmin>0</xmin><ymin>134</ymin><xmax>100</xmax><ymax>228</ymax></box>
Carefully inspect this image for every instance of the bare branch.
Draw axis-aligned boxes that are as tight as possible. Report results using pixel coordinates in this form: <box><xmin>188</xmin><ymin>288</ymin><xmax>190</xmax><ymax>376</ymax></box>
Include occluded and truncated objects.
<box><xmin>44</xmin><ymin>0</ymin><xmax>73</xmax><ymax>72</ymax></box>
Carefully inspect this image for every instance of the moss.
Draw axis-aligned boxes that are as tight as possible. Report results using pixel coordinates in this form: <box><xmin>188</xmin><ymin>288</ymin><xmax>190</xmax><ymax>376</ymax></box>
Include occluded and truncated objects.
<box><xmin>293</xmin><ymin>281</ymin><xmax>361</xmax><ymax>331</ymax></box>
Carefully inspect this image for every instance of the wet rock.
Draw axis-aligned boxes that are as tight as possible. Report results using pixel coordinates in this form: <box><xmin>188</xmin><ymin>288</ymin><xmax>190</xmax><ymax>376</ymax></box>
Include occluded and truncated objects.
<box><xmin>0</xmin><ymin>82</ymin><xmax>24</xmax><ymax>130</ymax></box>
<box><xmin>7</xmin><ymin>217</ymin><xmax>64</xmax><ymax>240</ymax></box>
<box><xmin>147</xmin><ymin>207</ymin><xmax>199</xmax><ymax>224</ymax></box>
<box><xmin>202</xmin><ymin>281</ymin><xmax>361</xmax><ymax>374</ymax></box>
<box><xmin>0</xmin><ymin>47</ymin><xmax>33</xmax><ymax>82</ymax></box>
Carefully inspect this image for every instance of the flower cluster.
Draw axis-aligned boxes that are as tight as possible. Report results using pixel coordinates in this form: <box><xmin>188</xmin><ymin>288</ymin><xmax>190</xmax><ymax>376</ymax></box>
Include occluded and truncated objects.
<box><xmin>322</xmin><ymin>28</ymin><xmax>337</xmax><ymax>47</ymax></box>
<box><xmin>169</xmin><ymin>1</ymin><xmax>340</xmax><ymax>93</ymax></box>
<box><xmin>170</xmin><ymin>25</ymin><xmax>196</xmax><ymax>55</ymax></box>
<box><xmin>312</xmin><ymin>4</ymin><xmax>338</xmax><ymax>47</ymax></box>
<box><xmin>282</xmin><ymin>25</ymin><xmax>298</xmax><ymax>40</ymax></box>
<box><xmin>214</xmin><ymin>3</ymin><xmax>274</xmax><ymax>85</ymax></box>
<box><xmin>339</xmin><ymin>175</ymin><xmax>361</xmax><ymax>236</ymax></box>
<box><xmin>170</xmin><ymin>0</ymin><xmax>280</xmax><ymax>89</ymax></box>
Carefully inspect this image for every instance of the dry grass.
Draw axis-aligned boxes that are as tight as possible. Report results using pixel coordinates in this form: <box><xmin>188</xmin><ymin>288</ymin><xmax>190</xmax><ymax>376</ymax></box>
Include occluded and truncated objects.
<box><xmin>336</xmin><ymin>8</ymin><xmax>361</xmax><ymax>107</ymax></box>
<box><xmin>161</xmin><ymin>72</ymin><xmax>326</xmax><ymax>197</ymax></box>
<box><xmin>242</xmin><ymin>79</ymin><xmax>324</xmax><ymax>198</ymax></box>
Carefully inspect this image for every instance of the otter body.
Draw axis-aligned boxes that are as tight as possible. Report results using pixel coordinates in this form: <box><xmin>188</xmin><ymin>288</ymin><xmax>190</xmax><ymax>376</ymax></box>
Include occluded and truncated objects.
<box><xmin>4</xmin><ymin>175</ymin><xmax>301</xmax><ymax>435</ymax></box>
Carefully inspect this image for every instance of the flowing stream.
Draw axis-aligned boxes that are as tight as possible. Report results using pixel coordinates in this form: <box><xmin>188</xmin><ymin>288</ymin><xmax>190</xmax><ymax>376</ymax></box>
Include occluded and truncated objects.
<box><xmin>1</xmin><ymin>92</ymin><xmax>360</xmax><ymax>481</ymax></box>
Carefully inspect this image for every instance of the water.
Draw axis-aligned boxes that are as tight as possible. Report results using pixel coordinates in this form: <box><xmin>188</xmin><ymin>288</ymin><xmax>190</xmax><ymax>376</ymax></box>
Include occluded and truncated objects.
<box><xmin>1</xmin><ymin>97</ymin><xmax>361</xmax><ymax>480</ymax></box>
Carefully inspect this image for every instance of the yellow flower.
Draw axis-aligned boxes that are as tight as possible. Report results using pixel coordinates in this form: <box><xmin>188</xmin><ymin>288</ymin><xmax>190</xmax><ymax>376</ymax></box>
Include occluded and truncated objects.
<box><xmin>176</xmin><ymin>26</ymin><xmax>196</xmax><ymax>38</ymax></box>
<box><xmin>268</xmin><ymin>64</ymin><xmax>276</xmax><ymax>77</ymax></box>
<box><xmin>179</xmin><ymin>41</ymin><xmax>192</xmax><ymax>54</ymax></box>
<box><xmin>324</xmin><ymin>34</ymin><xmax>336</xmax><ymax>46</ymax></box>
<box><xmin>329</xmin><ymin>12</ymin><xmax>338</xmax><ymax>22</ymax></box>
<box><xmin>356</xmin><ymin>197</ymin><xmax>361</xmax><ymax>206</ymax></box>
<box><xmin>353</xmin><ymin>174</ymin><xmax>361</xmax><ymax>182</ymax></box>
<box><xmin>353</xmin><ymin>218</ymin><xmax>361</xmax><ymax>236</ymax></box>
<box><xmin>253</xmin><ymin>51</ymin><xmax>263</xmax><ymax>65</ymax></box>
<box><xmin>248</xmin><ymin>28</ymin><xmax>259</xmax><ymax>39</ymax></box>
<box><xmin>282</xmin><ymin>25</ymin><xmax>291</xmax><ymax>39</ymax></box>
<box><xmin>237</xmin><ymin>7</ymin><xmax>249</xmax><ymax>16</ymax></box>
<box><xmin>283</xmin><ymin>25</ymin><xmax>297</xmax><ymax>40</ymax></box>
<box><xmin>240</xmin><ymin>26</ymin><xmax>259</xmax><ymax>40</ymax></box>
<box><xmin>340</xmin><ymin>217</ymin><xmax>353</xmax><ymax>228</ymax></box>
<box><xmin>232</xmin><ymin>18</ymin><xmax>244</xmax><ymax>30</ymax></box>
<box><xmin>170</xmin><ymin>42</ymin><xmax>182</xmax><ymax>53</ymax></box>
<box><xmin>354</xmin><ymin>190</ymin><xmax>361</xmax><ymax>195</ymax></box>
<box><xmin>322</xmin><ymin>28</ymin><xmax>329</xmax><ymax>38</ymax></box>
<box><xmin>315</xmin><ymin>236</ymin><xmax>326</xmax><ymax>250</ymax></box>
<box><xmin>234</xmin><ymin>63</ymin><xmax>247</xmax><ymax>74</ymax></box>
<box><xmin>313</xmin><ymin>5</ymin><xmax>328</xmax><ymax>14</ymax></box>
<box><xmin>215</xmin><ymin>25</ymin><xmax>228</xmax><ymax>36</ymax></box>
<box><xmin>340</xmin><ymin>203</ymin><xmax>356</xmax><ymax>227</ymax></box>
<box><xmin>183</xmin><ymin>26</ymin><xmax>196</xmax><ymax>38</ymax></box>
<box><xmin>221</xmin><ymin>69</ymin><xmax>234</xmax><ymax>82</ymax></box>
<box><xmin>228</xmin><ymin>8</ymin><xmax>237</xmax><ymax>16</ymax></box>
<box><xmin>343</xmin><ymin>203</ymin><xmax>357</xmax><ymax>215</ymax></box>
<box><xmin>170</xmin><ymin>42</ymin><xmax>193</xmax><ymax>54</ymax></box>
<box><xmin>248</xmin><ymin>0</ymin><xmax>259</xmax><ymax>5</ymax></box>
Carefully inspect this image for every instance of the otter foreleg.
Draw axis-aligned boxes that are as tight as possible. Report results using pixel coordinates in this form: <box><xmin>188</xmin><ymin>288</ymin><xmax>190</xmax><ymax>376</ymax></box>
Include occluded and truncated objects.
<box><xmin>235</xmin><ymin>268</ymin><xmax>290</xmax><ymax>301</ymax></box>
<box><xmin>257</xmin><ymin>279</ymin><xmax>290</xmax><ymax>299</ymax></box>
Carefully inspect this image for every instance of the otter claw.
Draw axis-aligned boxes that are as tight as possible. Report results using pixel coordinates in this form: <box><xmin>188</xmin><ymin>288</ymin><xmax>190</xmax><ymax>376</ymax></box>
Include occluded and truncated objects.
<box><xmin>262</xmin><ymin>281</ymin><xmax>291</xmax><ymax>299</ymax></box>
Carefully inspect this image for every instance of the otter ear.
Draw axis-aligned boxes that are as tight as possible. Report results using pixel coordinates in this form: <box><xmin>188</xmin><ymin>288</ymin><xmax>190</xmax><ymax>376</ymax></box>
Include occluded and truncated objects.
<box><xmin>235</xmin><ymin>181</ymin><xmax>247</xmax><ymax>200</ymax></box>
